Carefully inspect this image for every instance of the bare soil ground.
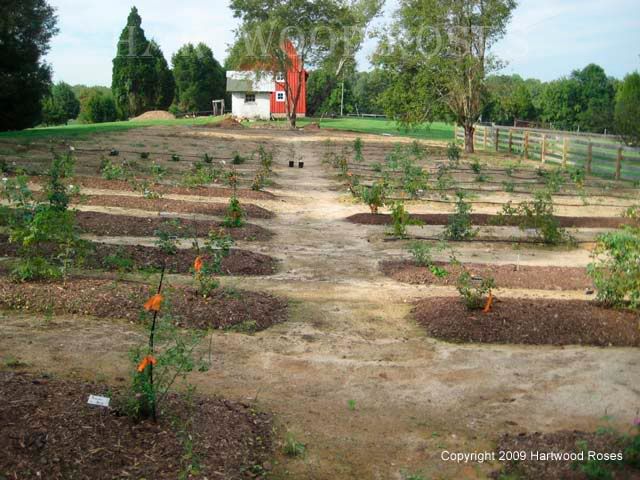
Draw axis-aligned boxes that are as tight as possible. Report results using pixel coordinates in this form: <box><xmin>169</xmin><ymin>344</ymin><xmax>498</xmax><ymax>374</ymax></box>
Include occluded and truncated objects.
<box><xmin>1</xmin><ymin>125</ymin><xmax>638</xmax><ymax>479</ymax></box>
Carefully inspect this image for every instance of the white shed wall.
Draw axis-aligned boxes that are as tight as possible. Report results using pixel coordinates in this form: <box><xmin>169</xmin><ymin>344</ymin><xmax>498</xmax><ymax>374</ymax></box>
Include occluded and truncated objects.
<box><xmin>231</xmin><ymin>93</ymin><xmax>271</xmax><ymax>120</ymax></box>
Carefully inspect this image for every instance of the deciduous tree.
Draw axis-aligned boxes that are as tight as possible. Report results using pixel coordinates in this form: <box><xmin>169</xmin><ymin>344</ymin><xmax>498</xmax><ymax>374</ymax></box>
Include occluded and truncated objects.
<box><xmin>42</xmin><ymin>82</ymin><xmax>80</xmax><ymax>125</ymax></box>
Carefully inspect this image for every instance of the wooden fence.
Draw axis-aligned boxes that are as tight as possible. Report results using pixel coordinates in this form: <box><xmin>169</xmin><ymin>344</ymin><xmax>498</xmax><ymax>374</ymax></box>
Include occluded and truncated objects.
<box><xmin>454</xmin><ymin>125</ymin><xmax>640</xmax><ymax>181</ymax></box>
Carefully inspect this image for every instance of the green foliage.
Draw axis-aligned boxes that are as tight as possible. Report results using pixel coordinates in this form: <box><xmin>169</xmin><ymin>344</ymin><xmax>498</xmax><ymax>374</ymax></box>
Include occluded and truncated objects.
<box><xmin>615</xmin><ymin>72</ymin><xmax>640</xmax><ymax>146</ymax></box>
<box><xmin>353</xmin><ymin>137</ymin><xmax>364</xmax><ymax>162</ymax></box>
<box><xmin>42</xmin><ymin>82</ymin><xmax>80</xmax><ymax>126</ymax></box>
<box><xmin>257</xmin><ymin>145</ymin><xmax>273</xmax><ymax>171</ymax></box>
<box><xmin>182</xmin><ymin>163</ymin><xmax>221</xmax><ymax>187</ymax></box>
<box><xmin>0</xmin><ymin>0</ymin><xmax>58</xmax><ymax>131</ymax></box>
<box><xmin>588</xmin><ymin>227</ymin><xmax>640</xmax><ymax>309</ymax></box>
<box><xmin>359</xmin><ymin>182</ymin><xmax>387</xmax><ymax>214</ymax></box>
<box><xmin>3</xmin><ymin>154</ymin><xmax>84</xmax><ymax>282</ymax></box>
<box><xmin>124</xmin><ymin>284</ymin><xmax>208</xmax><ymax>421</ymax></box>
<box><xmin>193</xmin><ymin>229</ymin><xmax>234</xmax><ymax>297</ymax></box>
<box><xmin>111</xmin><ymin>7</ymin><xmax>174</xmax><ymax>118</ymax></box>
<box><xmin>100</xmin><ymin>158</ymin><xmax>126</xmax><ymax>180</ymax></box>
<box><xmin>154</xmin><ymin>222</ymin><xmax>180</xmax><ymax>255</ymax></box>
<box><xmin>172</xmin><ymin>43</ymin><xmax>225</xmax><ymax>113</ymax></box>
<box><xmin>457</xmin><ymin>271</ymin><xmax>495</xmax><ymax>310</ymax></box>
<box><xmin>446</xmin><ymin>142</ymin><xmax>461</xmax><ymax>164</ymax></box>
<box><xmin>408</xmin><ymin>241</ymin><xmax>449</xmax><ymax>277</ymax></box>
<box><xmin>79</xmin><ymin>88</ymin><xmax>118</xmax><ymax>124</ymax></box>
<box><xmin>222</xmin><ymin>196</ymin><xmax>245</xmax><ymax>228</ymax></box>
<box><xmin>232</xmin><ymin>151</ymin><xmax>247</xmax><ymax>165</ymax></box>
<box><xmin>444</xmin><ymin>192</ymin><xmax>477</xmax><ymax>241</ymax></box>
<box><xmin>470</xmin><ymin>159</ymin><xmax>482</xmax><ymax>174</ymax></box>
<box><xmin>283</xmin><ymin>433</ymin><xmax>306</xmax><ymax>457</ymax></box>
<box><xmin>503</xmin><ymin>181</ymin><xmax>515</xmax><ymax>193</ymax></box>
<box><xmin>388</xmin><ymin>201</ymin><xmax>422</xmax><ymax>238</ymax></box>
<box><xmin>171</xmin><ymin>154</ymin><xmax>181</xmax><ymax>162</ymax></box>
<box><xmin>496</xmin><ymin>191</ymin><xmax>573</xmax><ymax>245</ymax></box>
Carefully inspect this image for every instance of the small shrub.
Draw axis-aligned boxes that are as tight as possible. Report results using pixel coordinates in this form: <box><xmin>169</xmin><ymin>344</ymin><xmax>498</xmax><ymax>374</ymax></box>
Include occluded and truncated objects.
<box><xmin>222</xmin><ymin>196</ymin><xmax>245</xmax><ymax>228</ymax></box>
<box><xmin>150</xmin><ymin>162</ymin><xmax>167</xmax><ymax>181</ymax></box>
<box><xmin>447</xmin><ymin>142</ymin><xmax>461</xmax><ymax>164</ymax></box>
<box><xmin>202</xmin><ymin>153</ymin><xmax>213</xmax><ymax>164</ymax></box>
<box><xmin>359</xmin><ymin>182</ymin><xmax>387</xmax><ymax>214</ymax></box>
<box><xmin>456</xmin><ymin>271</ymin><xmax>495</xmax><ymax>310</ymax></box>
<box><xmin>387</xmin><ymin>201</ymin><xmax>422</xmax><ymax>238</ymax></box>
<box><xmin>353</xmin><ymin>137</ymin><xmax>364</xmax><ymax>162</ymax></box>
<box><xmin>193</xmin><ymin>229</ymin><xmax>234</xmax><ymax>297</ymax></box>
<box><xmin>171</xmin><ymin>154</ymin><xmax>181</xmax><ymax>162</ymax></box>
<box><xmin>257</xmin><ymin>145</ymin><xmax>273</xmax><ymax>171</ymax></box>
<box><xmin>443</xmin><ymin>192</ymin><xmax>477</xmax><ymax>240</ymax></box>
<box><xmin>251</xmin><ymin>171</ymin><xmax>266</xmax><ymax>191</ymax></box>
<box><xmin>588</xmin><ymin>226</ymin><xmax>640</xmax><ymax>309</ymax></box>
<box><xmin>154</xmin><ymin>225</ymin><xmax>179</xmax><ymax>255</ymax></box>
<box><xmin>100</xmin><ymin>159</ymin><xmax>126</xmax><ymax>180</ymax></box>
<box><xmin>232</xmin><ymin>151</ymin><xmax>246</xmax><ymax>165</ymax></box>
<box><xmin>140</xmin><ymin>152</ymin><xmax>150</xmax><ymax>159</ymax></box>
<box><xmin>623</xmin><ymin>205</ymin><xmax>639</xmax><ymax>225</ymax></box>
<box><xmin>503</xmin><ymin>180</ymin><xmax>515</xmax><ymax>193</ymax></box>
<box><xmin>371</xmin><ymin>162</ymin><xmax>383</xmax><ymax>173</ymax></box>
<box><xmin>470</xmin><ymin>159</ymin><xmax>482</xmax><ymax>174</ymax></box>
<box><xmin>409</xmin><ymin>241</ymin><xmax>450</xmax><ymax>277</ymax></box>
<box><xmin>570</xmin><ymin>167</ymin><xmax>585</xmax><ymax>186</ymax></box>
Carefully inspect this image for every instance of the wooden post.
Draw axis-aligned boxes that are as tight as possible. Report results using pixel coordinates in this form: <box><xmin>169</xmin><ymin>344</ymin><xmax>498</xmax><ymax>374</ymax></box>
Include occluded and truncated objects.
<box><xmin>541</xmin><ymin>134</ymin><xmax>546</xmax><ymax>163</ymax></box>
<box><xmin>483</xmin><ymin>127</ymin><xmax>488</xmax><ymax>150</ymax></box>
<box><xmin>586</xmin><ymin>141</ymin><xmax>592</xmax><ymax>174</ymax></box>
<box><xmin>508</xmin><ymin>130</ymin><xmax>513</xmax><ymax>153</ymax></box>
<box><xmin>616</xmin><ymin>147</ymin><xmax>623</xmax><ymax>180</ymax></box>
<box><xmin>524</xmin><ymin>131</ymin><xmax>529</xmax><ymax>159</ymax></box>
<box><xmin>562</xmin><ymin>137</ymin><xmax>568</xmax><ymax>167</ymax></box>
<box><xmin>495</xmin><ymin>128</ymin><xmax>500</xmax><ymax>152</ymax></box>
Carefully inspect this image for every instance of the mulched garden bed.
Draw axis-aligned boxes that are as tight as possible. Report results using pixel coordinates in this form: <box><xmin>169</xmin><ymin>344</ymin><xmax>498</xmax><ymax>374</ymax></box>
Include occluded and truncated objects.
<box><xmin>75</xmin><ymin>210</ymin><xmax>273</xmax><ymax>241</ymax></box>
<box><xmin>382</xmin><ymin>260</ymin><xmax>592</xmax><ymax>291</ymax></box>
<box><xmin>76</xmin><ymin>194</ymin><xmax>275</xmax><ymax>219</ymax></box>
<box><xmin>413</xmin><ymin>298</ymin><xmax>640</xmax><ymax>346</ymax></box>
<box><xmin>0</xmin><ymin>371</ymin><xmax>274</xmax><ymax>479</ymax></box>
<box><xmin>493</xmin><ymin>430</ymin><xmax>639</xmax><ymax>479</ymax></box>
<box><xmin>0</xmin><ymin>236</ymin><xmax>278</xmax><ymax>276</ymax></box>
<box><xmin>30</xmin><ymin>175</ymin><xmax>277</xmax><ymax>200</ymax></box>
<box><xmin>347</xmin><ymin>213</ymin><xmax>635</xmax><ymax>229</ymax></box>
<box><xmin>0</xmin><ymin>277</ymin><xmax>288</xmax><ymax>331</ymax></box>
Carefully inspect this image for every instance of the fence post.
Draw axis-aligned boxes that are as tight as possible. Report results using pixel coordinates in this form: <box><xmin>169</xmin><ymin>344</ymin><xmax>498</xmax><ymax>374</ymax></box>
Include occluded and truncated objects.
<box><xmin>524</xmin><ymin>131</ymin><xmax>529</xmax><ymax>159</ymax></box>
<box><xmin>616</xmin><ymin>147</ymin><xmax>623</xmax><ymax>180</ymax></box>
<box><xmin>586</xmin><ymin>141</ymin><xmax>592</xmax><ymax>174</ymax></box>
<box><xmin>483</xmin><ymin>127</ymin><xmax>488</xmax><ymax>150</ymax></box>
<box><xmin>508</xmin><ymin>130</ymin><xmax>513</xmax><ymax>153</ymax></box>
<box><xmin>495</xmin><ymin>128</ymin><xmax>500</xmax><ymax>152</ymax></box>
<box><xmin>562</xmin><ymin>137</ymin><xmax>568</xmax><ymax>167</ymax></box>
<box><xmin>541</xmin><ymin>134</ymin><xmax>546</xmax><ymax>163</ymax></box>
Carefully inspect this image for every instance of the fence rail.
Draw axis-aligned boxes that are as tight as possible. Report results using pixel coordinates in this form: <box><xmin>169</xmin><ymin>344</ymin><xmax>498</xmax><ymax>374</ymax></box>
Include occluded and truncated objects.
<box><xmin>454</xmin><ymin>125</ymin><xmax>640</xmax><ymax>182</ymax></box>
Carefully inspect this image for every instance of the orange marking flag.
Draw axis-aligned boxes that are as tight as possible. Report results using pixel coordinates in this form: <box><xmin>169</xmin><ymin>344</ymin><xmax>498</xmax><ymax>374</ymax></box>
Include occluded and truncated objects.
<box><xmin>143</xmin><ymin>294</ymin><xmax>163</xmax><ymax>312</ymax></box>
<box><xmin>137</xmin><ymin>355</ymin><xmax>157</xmax><ymax>373</ymax></box>
<box><xmin>483</xmin><ymin>292</ymin><xmax>494</xmax><ymax>313</ymax></box>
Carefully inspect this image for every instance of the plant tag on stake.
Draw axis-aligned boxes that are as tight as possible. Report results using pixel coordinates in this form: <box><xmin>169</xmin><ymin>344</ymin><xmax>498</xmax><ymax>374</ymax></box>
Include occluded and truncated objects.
<box><xmin>87</xmin><ymin>395</ymin><xmax>110</xmax><ymax>408</ymax></box>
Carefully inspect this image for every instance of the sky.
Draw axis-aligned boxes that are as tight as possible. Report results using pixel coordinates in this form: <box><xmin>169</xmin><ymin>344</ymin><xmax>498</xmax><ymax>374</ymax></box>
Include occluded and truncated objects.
<box><xmin>47</xmin><ymin>0</ymin><xmax>640</xmax><ymax>87</ymax></box>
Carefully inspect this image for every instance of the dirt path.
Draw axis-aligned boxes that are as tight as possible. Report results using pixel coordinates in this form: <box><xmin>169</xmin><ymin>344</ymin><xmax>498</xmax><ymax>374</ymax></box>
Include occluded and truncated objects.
<box><xmin>1</xmin><ymin>129</ymin><xmax>638</xmax><ymax>480</ymax></box>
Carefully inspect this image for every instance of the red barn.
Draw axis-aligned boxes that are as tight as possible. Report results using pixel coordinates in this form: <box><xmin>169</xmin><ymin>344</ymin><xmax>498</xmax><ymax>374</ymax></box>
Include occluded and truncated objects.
<box><xmin>226</xmin><ymin>41</ymin><xmax>307</xmax><ymax>120</ymax></box>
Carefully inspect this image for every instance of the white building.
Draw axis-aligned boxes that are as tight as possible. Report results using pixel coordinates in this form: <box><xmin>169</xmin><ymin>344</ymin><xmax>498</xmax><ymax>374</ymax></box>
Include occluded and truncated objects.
<box><xmin>226</xmin><ymin>71</ymin><xmax>275</xmax><ymax>120</ymax></box>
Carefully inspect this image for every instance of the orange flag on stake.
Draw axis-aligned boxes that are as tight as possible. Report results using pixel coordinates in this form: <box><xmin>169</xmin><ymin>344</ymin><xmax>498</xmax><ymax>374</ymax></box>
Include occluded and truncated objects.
<box><xmin>483</xmin><ymin>292</ymin><xmax>494</xmax><ymax>313</ymax></box>
<box><xmin>143</xmin><ymin>294</ymin><xmax>163</xmax><ymax>312</ymax></box>
<box><xmin>194</xmin><ymin>256</ymin><xmax>203</xmax><ymax>273</ymax></box>
<box><xmin>137</xmin><ymin>355</ymin><xmax>157</xmax><ymax>373</ymax></box>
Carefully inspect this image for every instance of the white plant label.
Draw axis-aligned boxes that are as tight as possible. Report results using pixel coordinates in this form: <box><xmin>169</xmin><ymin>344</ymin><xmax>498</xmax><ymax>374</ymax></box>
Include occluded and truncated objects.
<box><xmin>87</xmin><ymin>395</ymin><xmax>111</xmax><ymax>407</ymax></box>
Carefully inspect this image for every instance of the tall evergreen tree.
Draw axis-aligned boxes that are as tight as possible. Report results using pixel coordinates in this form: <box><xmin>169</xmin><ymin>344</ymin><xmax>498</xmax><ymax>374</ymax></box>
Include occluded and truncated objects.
<box><xmin>111</xmin><ymin>7</ymin><xmax>174</xmax><ymax>118</ymax></box>
<box><xmin>172</xmin><ymin>43</ymin><xmax>224</xmax><ymax>112</ymax></box>
<box><xmin>0</xmin><ymin>0</ymin><xmax>58</xmax><ymax>131</ymax></box>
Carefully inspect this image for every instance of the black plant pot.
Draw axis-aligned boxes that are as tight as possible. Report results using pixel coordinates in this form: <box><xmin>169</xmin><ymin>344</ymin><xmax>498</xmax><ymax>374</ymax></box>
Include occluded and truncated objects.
<box><xmin>289</xmin><ymin>160</ymin><xmax>295</xmax><ymax>168</ymax></box>
<box><xmin>298</xmin><ymin>161</ymin><xmax>304</xmax><ymax>169</ymax></box>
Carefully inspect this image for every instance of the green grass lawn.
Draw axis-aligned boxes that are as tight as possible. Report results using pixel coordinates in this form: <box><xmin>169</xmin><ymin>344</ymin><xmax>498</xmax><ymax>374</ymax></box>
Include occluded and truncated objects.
<box><xmin>297</xmin><ymin>117</ymin><xmax>455</xmax><ymax>142</ymax></box>
<box><xmin>0</xmin><ymin>115</ymin><xmax>454</xmax><ymax>144</ymax></box>
<box><xmin>0</xmin><ymin>116</ymin><xmax>225</xmax><ymax>141</ymax></box>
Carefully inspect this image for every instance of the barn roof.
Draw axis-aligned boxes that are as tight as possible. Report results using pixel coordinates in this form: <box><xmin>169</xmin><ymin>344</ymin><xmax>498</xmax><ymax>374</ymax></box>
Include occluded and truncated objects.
<box><xmin>226</xmin><ymin>71</ymin><xmax>274</xmax><ymax>93</ymax></box>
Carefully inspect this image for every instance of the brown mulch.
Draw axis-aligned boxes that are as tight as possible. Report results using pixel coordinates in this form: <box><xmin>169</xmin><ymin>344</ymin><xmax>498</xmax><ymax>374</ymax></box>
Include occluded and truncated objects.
<box><xmin>382</xmin><ymin>260</ymin><xmax>592</xmax><ymax>291</ymax></box>
<box><xmin>0</xmin><ymin>236</ymin><xmax>278</xmax><ymax>276</ymax></box>
<box><xmin>203</xmin><ymin>117</ymin><xmax>245</xmax><ymax>129</ymax></box>
<box><xmin>346</xmin><ymin>213</ymin><xmax>635</xmax><ymax>229</ymax></box>
<box><xmin>77</xmin><ymin>194</ymin><xmax>275</xmax><ymax>219</ymax></box>
<box><xmin>412</xmin><ymin>298</ymin><xmax>640</xmax><ymax>346</ymax></box>
<box><xmin>0</xmin><ymin>277</ymin><xmax>288</xmax><ymax>331</ymax></box>
<box><xmin>30</xmin><ymin>176</ymin><xmax>277</xmax><ymax>200</ymax></box>
<box><xmin>0</xmin><ymin>371</ymin><xmax>274</xmax><ymax>479</ymax></box>
<box><xmin>75</xmin><ymin>210</ymin><xmax>273</xmax><ymax>241</ymax></box>
<box><xmin>493</xmin><ymin>430</ymin><xmax>639</xmax><ymax>479</ymax></box>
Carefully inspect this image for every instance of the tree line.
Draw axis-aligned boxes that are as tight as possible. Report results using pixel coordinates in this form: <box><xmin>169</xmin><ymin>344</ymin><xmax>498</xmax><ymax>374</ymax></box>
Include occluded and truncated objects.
<box><xmin>1</xmin><ymin>4</ymin><xmax>227</xmax><ymax>130</ymax></box>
